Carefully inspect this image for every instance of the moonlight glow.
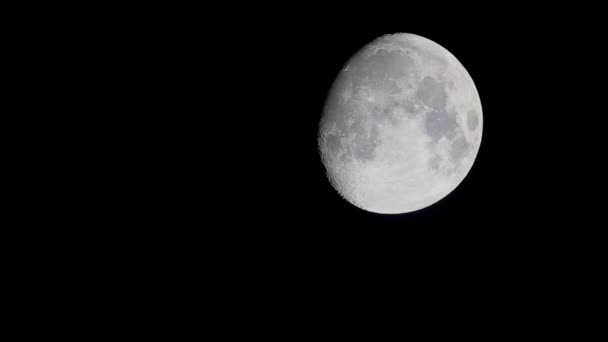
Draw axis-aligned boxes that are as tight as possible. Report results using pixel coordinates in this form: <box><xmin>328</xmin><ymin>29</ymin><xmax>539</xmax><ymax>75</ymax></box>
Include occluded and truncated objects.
<box><xmin>318</xmin><ymin>33</ymin><xmax>482</xmax><ymax>214</ymax></box>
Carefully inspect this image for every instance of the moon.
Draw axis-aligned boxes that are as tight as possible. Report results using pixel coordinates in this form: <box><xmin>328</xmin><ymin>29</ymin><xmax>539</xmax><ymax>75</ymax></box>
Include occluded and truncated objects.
<box><xmin>318</xmin><ymin>33</ymin><xmax>482</xmax><ymax>214</ymax></box>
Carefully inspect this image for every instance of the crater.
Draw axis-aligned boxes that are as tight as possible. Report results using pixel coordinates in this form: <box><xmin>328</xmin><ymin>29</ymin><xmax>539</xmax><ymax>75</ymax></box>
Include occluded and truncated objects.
<box><xmin>324</xmin><ymin>133</ymin><xmax>341</xmax><ymax>153</ymax></box>
<box><xmin>323</xmin><ymin>88</ymin><xmax>361</xmax><ymax>134</ymax></box>
<box><xmin>373</xmin><ymin>101</ymin><xmax>403</xmax><ymax>126</ymax></box>
<box><xmin>395</xmin><ymin>98</ymin><xmax>419</xmax><ymax>117</ymax></box>
<box><xmin>352</xmin><ymin>123</ymin><xmax>380</xmax><ymax>161</ymax></box>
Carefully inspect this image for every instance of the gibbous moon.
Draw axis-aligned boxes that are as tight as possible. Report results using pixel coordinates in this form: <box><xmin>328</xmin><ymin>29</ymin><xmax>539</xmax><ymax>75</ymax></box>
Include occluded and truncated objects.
<box><xmin>318</xmin><ymin>33</ymin><xmax>482</xmax><ymax>214</ymax></box>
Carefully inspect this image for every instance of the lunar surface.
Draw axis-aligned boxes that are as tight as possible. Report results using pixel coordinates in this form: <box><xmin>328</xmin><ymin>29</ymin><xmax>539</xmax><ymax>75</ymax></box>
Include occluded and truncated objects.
<box><xmin>318</xmin><ymin>33</ymin><xmax>482</xmax><ymax>214</ymax></box>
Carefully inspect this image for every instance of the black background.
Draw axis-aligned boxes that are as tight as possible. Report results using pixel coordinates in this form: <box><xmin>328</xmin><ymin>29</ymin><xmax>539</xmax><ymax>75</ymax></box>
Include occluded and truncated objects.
<box><xmin>190</xmin><ymin>5</ymin><xmax>603</xmax><ymax>232</ymax></box>
<box><xmin>121</xmin><ymin>4</ymin><xmax>603</xmax><ymax>279</ymax></box>
<box><xmin>16</xmin><ymin>4</ymin><xmax>602</xmax><ymax>265</ymax></box>
<box><xmin>7</xmin><ymin>2</ymin><xmax>606</xmax><ymax>331</ymax></box>
<box><xmin>166</xmin><ymin>5</ymin><xmax>604</xmax><ymax>323</ymax></box>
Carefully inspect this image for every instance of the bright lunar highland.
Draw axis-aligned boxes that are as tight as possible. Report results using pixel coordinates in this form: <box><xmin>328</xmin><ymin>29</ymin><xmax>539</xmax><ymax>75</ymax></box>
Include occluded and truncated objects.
<box><xmin>318</xmin><ymin>33</ymin><xmax>482</xmax><ymax>214</ymax></box>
